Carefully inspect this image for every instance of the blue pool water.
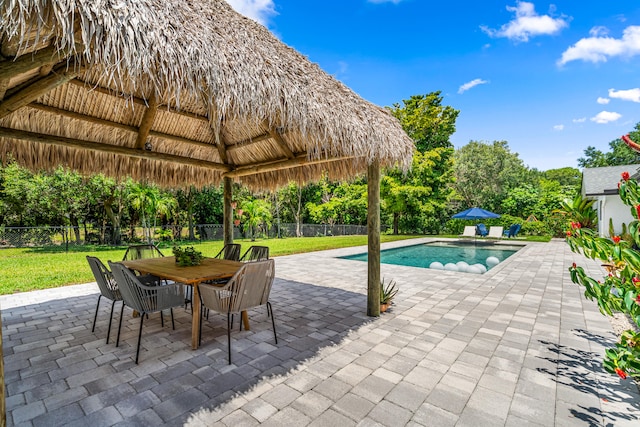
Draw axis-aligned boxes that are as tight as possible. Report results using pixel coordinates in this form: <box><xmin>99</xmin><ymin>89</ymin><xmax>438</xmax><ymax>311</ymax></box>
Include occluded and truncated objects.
<box><xmin>340</xmin><ymin>241</ymin><xmax>523</xmax><ymax>273</ymax></box>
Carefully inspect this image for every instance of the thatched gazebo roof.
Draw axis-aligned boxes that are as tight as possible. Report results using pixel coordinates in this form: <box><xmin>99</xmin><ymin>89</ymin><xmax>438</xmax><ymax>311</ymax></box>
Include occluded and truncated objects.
<box><xmin>0</xmin><ymin>0</ymin><xmax>414</xmax><ymax>190</ymax></box>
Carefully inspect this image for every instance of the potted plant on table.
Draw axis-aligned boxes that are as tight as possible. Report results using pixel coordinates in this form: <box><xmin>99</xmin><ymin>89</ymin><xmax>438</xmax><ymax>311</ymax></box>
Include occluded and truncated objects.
<box><xmin>172</xmin><ymin>246</ymin><xmax>204</xmax><ymax>266</ymax></box>
<box><xmin>380</xmin><ymin>278</ymin><xmax>398</xmax><ymax>313</ymax></box>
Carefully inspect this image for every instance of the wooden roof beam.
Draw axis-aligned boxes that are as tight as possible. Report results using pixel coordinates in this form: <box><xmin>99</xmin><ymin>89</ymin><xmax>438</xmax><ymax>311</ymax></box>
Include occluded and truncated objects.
<box><xmin>0</xmin><ymin>126</ymin><xmax>230</xmax><ymax>172</ymax></box>
<box><xmin>0</xmin><ymin>64</ymin><xmax>80</xmax><ymax>119</ymax></box>
<box><xmin>68</xmin><ymin>79</ymin><xmax>211</xmax><ymax>124</ymax></box>
<box><xmin>28</xmin><ymin>103</ymin><xmax>216</xmax><ymax>149</ymax></box>
<box><xmin>269</xmin><ymin>128</ymin><xmax>295</xmax><ymax>159</ymax></box>
<box><xmin>226</xmin><ymin>132</ymin><xmax>271</xmax><ymax>152</ymax></box>
<box><xmin>224</xmin><ymin>154</ymin><xmax>354</xmax><ymax>178</ymax></box>
<box><xmin>0</xmin><ymin>45</ymin><xmax>61</xmax><ymax>80</ymax></box>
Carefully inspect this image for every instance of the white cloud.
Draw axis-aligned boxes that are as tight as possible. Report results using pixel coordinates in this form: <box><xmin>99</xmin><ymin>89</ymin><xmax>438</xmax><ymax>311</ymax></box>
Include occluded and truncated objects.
<box><xmin>597</xmin><ymin>97</ymin><xmax>610</xmax><ymax>104</ymax></box>
<box><xmin>609</xmin><ymin>88</ymin><xmax>640</xmax><ymax>103</ymax></box>
<box><xmin>558</xmin><ymin>25</ymin><xmax>640</xmax><ymax>65</ymax></box>
<box><xmin>458</xmin><ymin>78</ymin><xmax>489</xmax><ymax>94</ymax></box>
<box><xmin>573</xmin><ymin>117</ymin><xmax>586</xmax><ymax>123</ymax></box>
<box><xmin>481</xmin><ymin>1</ymin><xmax>568</xmax><ymax>42</ymax></box>
<box><xmin>589</xmin><ymin>26</ymin><xmax>609</xmax><ymax>37</ymax></box>
<box><xmin>553</xmin><ymin>124</ymin><xmax>564</xmax><ymax>131</ymax></box>
<box><xmin>225</xmin><ymin>0</ymin><xmax>276</xmax><ymax>25</ymax></box>
<box><xmin>590</xmin><ymin>111</ymin><xmax>622</xmax><ymax>124</ymax></box>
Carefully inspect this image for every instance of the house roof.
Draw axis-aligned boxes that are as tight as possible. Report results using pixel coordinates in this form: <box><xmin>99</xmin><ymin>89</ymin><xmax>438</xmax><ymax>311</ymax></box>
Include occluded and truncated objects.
<box><xmin>0</xmin><ymin>0</ymin><xmax>414</xmax><ymax>190</ymax></box>
<box><xmin>582</xmin><ymin>164</ymin><xmax>640</xmax><ymax>196</ymax></box>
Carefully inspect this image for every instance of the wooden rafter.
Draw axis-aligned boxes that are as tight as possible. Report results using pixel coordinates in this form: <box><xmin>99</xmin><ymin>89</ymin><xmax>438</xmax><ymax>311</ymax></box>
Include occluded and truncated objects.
<box><xmin>0</xmin><ymin>80</ymin><xmax>8</xmax><ymax>100</ymax></box>
<box><xmin>0</xmin><ymin>45</ymin><xmax>61</xmax><ymax>80</ymax></box>
<box><xmin>0</xmin><ymin>64</ymin><xmax>79</xmax><ymax>119</ymax></box>
<box><xmin>225</xmin><ymin>132</ymin><xmax>271</xmax><ymax>152</ymax></box>
<box><xmin>67</xmin><ymin>79</ymin><xmax>211</xmax><ymax>123</ymax></box>
<box><xmin>224</xmin><ymin>154</ymin><xmax>354</xmax><ymax>178</ymax></box>
<box><xmin>269</xmin><ymin>129</ymin><xmax>295</xmax><ymax>159</ymax></box>
<box><xmin>28</xmin><ymin>103</ymin><xmax>216</xmax><ymax>149</ymax></box>
<box><xmin>0</xmin><ymin>127</ymin><xmax>230</xmax><ymax>172</ymax></box>
<box><xmin>135</xmin><ymin>94</ymin><xmax>158</xmax><ymax>149</ymax></box>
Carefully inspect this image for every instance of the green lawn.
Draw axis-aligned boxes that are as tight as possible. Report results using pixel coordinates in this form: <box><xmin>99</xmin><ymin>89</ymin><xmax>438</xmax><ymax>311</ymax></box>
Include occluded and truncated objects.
<box><xmin>0</xmin><ymin>235</ymin><xmax>422</xmax><ymax>295</ymax></box>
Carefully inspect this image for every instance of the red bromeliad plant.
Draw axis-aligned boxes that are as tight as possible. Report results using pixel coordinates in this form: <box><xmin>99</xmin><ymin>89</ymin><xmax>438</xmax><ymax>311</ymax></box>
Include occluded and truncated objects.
<box><xmin>567</xmin><ymin>135</ymin><xmax>640</xmax><ymax>379</ymax></box>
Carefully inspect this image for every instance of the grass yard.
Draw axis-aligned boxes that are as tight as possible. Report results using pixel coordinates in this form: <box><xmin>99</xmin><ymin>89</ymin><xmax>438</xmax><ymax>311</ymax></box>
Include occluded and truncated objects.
<box><xmin>0</xmin><ymin>234</ymin><xmax>422</xmax><ymax>295</ymax></box>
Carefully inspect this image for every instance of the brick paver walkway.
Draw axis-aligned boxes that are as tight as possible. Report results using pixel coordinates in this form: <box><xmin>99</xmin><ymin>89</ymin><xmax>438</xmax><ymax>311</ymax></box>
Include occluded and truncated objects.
<box><xmin>2</xmin><ymin>238</ymin><xmax>639</xmax><ymax>426</ymax></box>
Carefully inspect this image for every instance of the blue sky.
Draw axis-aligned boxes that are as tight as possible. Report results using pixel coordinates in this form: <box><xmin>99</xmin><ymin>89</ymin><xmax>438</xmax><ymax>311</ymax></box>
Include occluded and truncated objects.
<box><xmin>227</xmin><ymin>1</ymin><xmax>640</xmax><ymax>171</ymax></box>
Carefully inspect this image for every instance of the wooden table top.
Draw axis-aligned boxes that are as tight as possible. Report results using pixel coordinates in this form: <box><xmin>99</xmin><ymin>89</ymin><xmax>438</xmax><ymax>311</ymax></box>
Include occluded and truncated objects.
<box><xmin>121</xmin><ymin>256</ymin><xmax>243</xmax><ymax>285</ymax></box>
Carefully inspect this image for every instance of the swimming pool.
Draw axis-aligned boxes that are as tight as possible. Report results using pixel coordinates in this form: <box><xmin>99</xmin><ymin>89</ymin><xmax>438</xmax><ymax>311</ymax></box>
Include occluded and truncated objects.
<box><xmin>340</xmin><ymin>241</ymin><xmax>523</xmax><ymax>273</ymax></box>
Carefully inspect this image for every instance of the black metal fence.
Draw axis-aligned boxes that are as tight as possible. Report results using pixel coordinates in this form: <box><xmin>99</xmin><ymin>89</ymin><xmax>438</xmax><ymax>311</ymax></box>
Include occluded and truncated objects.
<box><xmin>0</xmin><ymin>223</ymin><xmax>371</xmax><ymax>248</ymax></box>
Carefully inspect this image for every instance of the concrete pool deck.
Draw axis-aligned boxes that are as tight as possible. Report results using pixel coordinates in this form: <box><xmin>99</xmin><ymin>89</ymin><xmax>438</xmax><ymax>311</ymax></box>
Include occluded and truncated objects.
<box><xmin>2</xmin><ymin>237</ymin><xmax>640</xmax><ymax>426</ymax></box>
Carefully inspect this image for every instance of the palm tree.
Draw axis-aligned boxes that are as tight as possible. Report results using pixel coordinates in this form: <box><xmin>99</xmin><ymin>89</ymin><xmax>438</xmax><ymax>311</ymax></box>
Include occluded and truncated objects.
<box><xmin>153</xmin><ymin>192</ymin><xmax>178</xmax><ymax>240</ymax></box>
<box><xmin>240</xmin><ymin>198</ymin><xmax>273</xmax><ymax>241</ymax></box>
<box><xmin>128</xmin><ymin>183</ymin><xmax>160</xmax><ymax>243</ymax></box>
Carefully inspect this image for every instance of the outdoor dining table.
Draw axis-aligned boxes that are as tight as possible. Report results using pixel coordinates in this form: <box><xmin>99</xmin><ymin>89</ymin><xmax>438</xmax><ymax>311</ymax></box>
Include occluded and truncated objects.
<box><xmin>122</xmin><ymin>256</ymin><xmax>244</xmax><ymax>349</ymax></box>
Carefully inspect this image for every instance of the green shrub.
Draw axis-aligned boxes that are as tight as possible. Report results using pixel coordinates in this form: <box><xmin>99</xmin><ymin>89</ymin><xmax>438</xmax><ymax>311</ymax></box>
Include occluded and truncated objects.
<box><xmin>520</xmin><ymin>220</ymin><xmax>550</xmax><ymax>236</ymax></box>
<box><xmin>567</xmin><ymin>172</ymin><xmax>640</xmax><ymax>379</ymax></box>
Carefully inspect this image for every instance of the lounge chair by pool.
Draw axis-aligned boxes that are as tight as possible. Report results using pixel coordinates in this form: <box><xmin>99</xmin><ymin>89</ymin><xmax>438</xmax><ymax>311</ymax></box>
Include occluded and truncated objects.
<box><xmin>487</xmin><ymin>226</ymin><xmax>504</xmax><ymax>239</ymax></box>
<box><xmin>460</xmin><ymin>226</ymin><xmax>476</xmax><ymax>238</ymax></box>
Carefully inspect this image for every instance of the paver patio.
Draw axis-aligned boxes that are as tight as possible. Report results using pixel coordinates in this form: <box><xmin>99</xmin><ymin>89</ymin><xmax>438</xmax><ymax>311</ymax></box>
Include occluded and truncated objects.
<box><xmin>2</xmin><ymin>238</ymin><xmax>639</xmax><ymax>426</ymax></box>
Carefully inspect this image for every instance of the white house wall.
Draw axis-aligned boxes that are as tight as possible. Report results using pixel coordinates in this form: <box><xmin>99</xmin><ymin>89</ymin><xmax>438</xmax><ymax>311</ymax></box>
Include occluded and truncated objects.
<box><xmin>596</xmin><ymin>195</ymin><xmax>634</xmax><ymax>237</ymax></box>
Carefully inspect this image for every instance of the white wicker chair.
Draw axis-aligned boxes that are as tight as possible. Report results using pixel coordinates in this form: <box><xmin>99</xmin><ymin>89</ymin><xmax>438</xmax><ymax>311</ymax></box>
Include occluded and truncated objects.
<box><xmin>199</xmin><ymin>259</ymin><xmax>276</xmax><ymax>364</ymax></box>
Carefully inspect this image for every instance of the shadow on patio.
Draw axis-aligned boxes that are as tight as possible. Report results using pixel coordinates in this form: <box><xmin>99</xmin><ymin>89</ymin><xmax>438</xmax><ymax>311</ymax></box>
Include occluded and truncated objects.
<box><xmin>537</xmin><ymin>329</ymin><xmax>640</xmax><ymax>425</ymax></box>
<box><xmin>2</xmin><ymin>278</ymin><xmax>373</xmax><ymax>425</ymax></box>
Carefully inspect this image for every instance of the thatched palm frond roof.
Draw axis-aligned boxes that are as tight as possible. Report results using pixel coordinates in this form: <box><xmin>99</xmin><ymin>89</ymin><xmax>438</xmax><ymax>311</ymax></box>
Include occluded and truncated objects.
<box><xmin>0</xmin><ymin>0</ymin><xmax>414</xmax><ymax>190</ymax></box>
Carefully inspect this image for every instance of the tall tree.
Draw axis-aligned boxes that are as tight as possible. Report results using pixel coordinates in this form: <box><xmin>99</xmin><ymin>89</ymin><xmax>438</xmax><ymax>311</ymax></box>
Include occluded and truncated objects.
<box><xmin>389</xmin><ymin>92</ymin><xmax>459</xmax><ymax>152</ymax></box>
<box><xmin>277</xmin><ymin>182</ymin><xmax>307</xmax><ymax>237</ymax></box>
<box><xmin>453</xmin><ymin>140</ymin><xmax>531</xmax><ymax>212</ymax></box>
<box><xmin>176</xmin><ymin>186</ymin><xmax>197</xmax><ymax>240</ymax></box>
<box><xmin>382</xmin><ymin>148</ymin><xmax>455</xmax><ymax>234</ymax></box>
<box><xmin>383</xmin><ymin>92</ymin><xmax>459</xmax><ymax>233</ymax></box>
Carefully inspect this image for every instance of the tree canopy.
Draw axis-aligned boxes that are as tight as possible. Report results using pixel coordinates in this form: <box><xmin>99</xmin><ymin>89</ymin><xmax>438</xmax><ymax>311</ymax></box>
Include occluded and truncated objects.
<box><xmin>578</xmin><ymin>122</ymin><xmax>640</xmax><ymax>168</ymax></box>
<box><xmin>388</xmin><ymin>92</ymin><xmax>459</xmax><ymax>152</ymax></box>
<box><xmin>453</xmin><ymin>140</ymin><xmax>532</xmax><ymax>213</ymax></box>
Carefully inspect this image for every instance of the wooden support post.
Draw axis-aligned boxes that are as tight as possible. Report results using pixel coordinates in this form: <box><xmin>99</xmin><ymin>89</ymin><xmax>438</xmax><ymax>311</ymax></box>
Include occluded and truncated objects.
<box><xmin>367</xmin><ymin>159</ymin><xmax>381</xmax><ymax>317</ymax></box>
<box><xmin>223</xmin><ymin>177</ymin><xmax>233</xmax><ymax>246</ymax></box>
<box><xmin>0</xmin><ymin>304</ymin><xmax>5</xmax><ymax>427</ymax></box>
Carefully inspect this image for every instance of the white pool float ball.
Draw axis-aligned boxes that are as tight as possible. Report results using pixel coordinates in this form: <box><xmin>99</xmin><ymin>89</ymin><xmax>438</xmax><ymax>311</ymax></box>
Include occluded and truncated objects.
<box><xmin>444</xmin><ymin>263</ymin><xmax>459</xmax><ymax>271</ymax></box>
<box><xmin>429</xmin><ymin>261</ymin><xmax>444</xmax><ymax>270</ymax></box>
<box><xmin>456</xmin><ymin>261</ymin><xmax>469</xmax><ymax>270</ymax></box>
<box><xmin>486</xmin><ymin>256</ymin><xmax>500</xmax><ymax>268</ymax></box>
<box><xmin>467</xmin><ymin>265</ymin><xmax>483</xmax><ymax>274</ymax></box>
<box><xmin>473</xmin><ymin>263</ymin><xmax>487</xmax><ymax>273</ymax></box>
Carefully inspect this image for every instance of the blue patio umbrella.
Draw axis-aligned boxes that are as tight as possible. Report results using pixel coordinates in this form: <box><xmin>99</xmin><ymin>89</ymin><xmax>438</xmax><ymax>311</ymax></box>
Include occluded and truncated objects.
<box><xmin>452</xmin><ymin>207</ymin><xmax>501</xmax><ymax>220</ymax></box>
